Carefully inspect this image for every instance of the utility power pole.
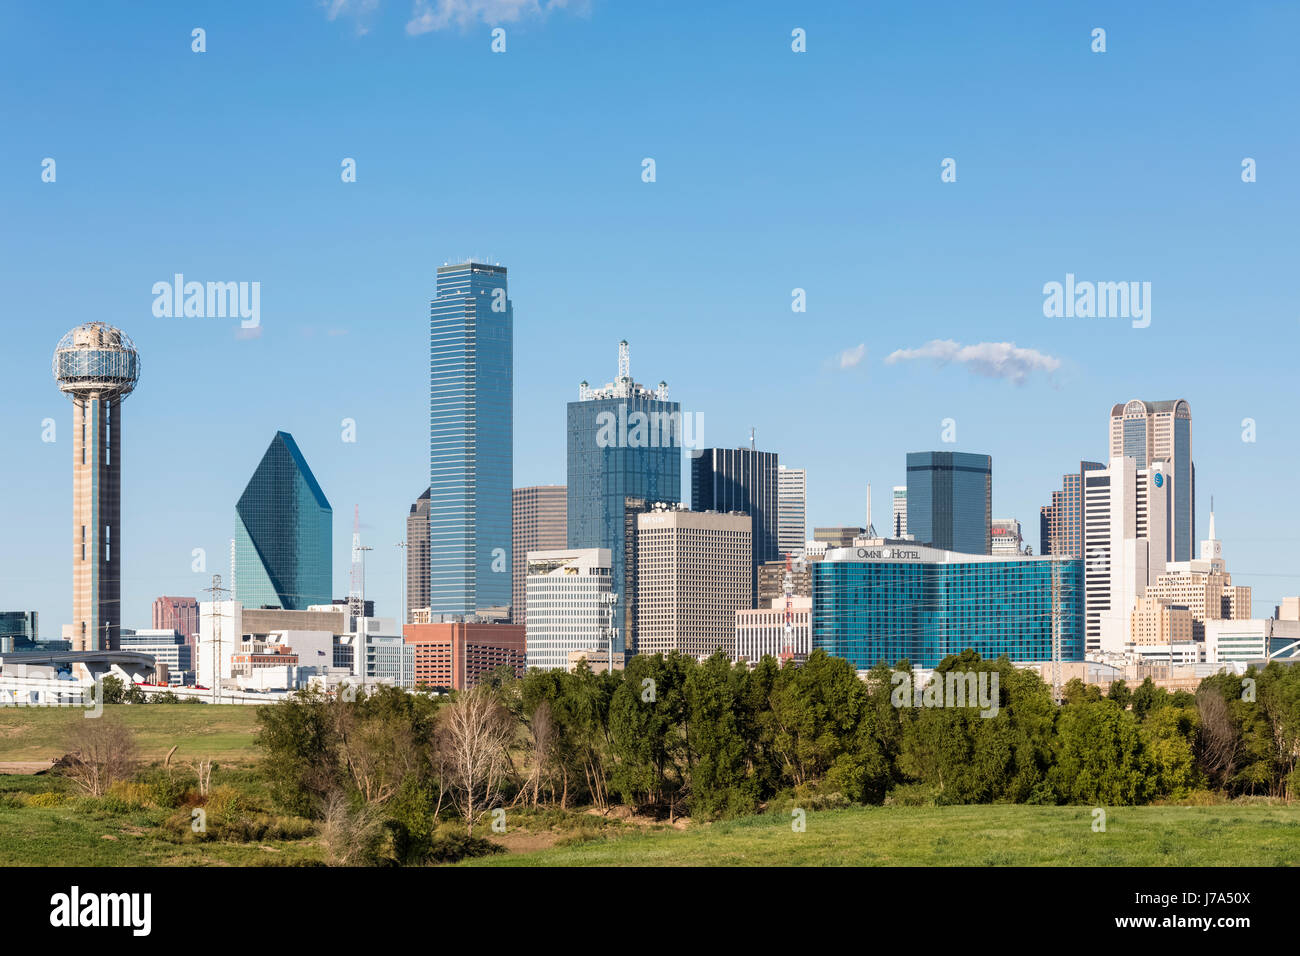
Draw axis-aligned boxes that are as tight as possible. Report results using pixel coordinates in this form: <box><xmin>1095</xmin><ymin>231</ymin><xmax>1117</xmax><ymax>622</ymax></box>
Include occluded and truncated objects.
<box><xmin>202</xmin><ymin>575</ymin><xmax>228</xmax><ymax>704</ymax></box>
<box><xmin>395</xmin><ymin>541</ymin><xmax>408</xmax><ymax>627</ymax></box>
<box><xmin>1050</xmin><ymin>556</ymin><xmax>1062</xmax><ymax>704</ymax></box>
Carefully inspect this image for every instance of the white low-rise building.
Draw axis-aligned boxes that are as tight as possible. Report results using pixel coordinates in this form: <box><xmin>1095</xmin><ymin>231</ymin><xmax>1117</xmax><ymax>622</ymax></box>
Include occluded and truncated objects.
<box><xmin>526</xmin><ymin>549</ymin><xmax>613</xmax><ymax>672</ymax></box>
<box><xmin>735</xmin><ymin>596</ymin><xmax>811</xmax><ymax>665</ymax></box>
<box><xmin>1205</xmin><ymin>619</ymin><xmax>1300</xmax><ymax>665</ymax></box>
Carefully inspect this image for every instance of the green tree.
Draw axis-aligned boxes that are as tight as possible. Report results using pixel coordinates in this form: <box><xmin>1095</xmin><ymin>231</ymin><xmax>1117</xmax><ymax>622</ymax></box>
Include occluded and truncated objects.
<box><xmin>1051</xmin><ymin>697</ymin><xmax>1150</xmax><ymax>804</ymax></box>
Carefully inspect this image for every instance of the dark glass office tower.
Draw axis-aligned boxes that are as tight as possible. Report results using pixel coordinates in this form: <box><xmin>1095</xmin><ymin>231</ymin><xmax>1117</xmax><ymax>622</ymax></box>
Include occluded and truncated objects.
<box><xmin>234</xmin><ymin>431</ymin><xmax>332</xmax><ymax>610</ymax></box>
<box><xmin>567</xmin><ymin>342</ymin><xmax>682</xmax><ymax>652</ymax></box>
<box><xmin>429</xmin><ymin>262</ymin><xmax>513</xmax><ymax>618</ymax></box>
<box><xmin>691</xmin><ymin>446</ymin><xmax>778</xmax><ymax>607</ymax></box>
<box><xmin>905</xmin><ymin>451</ymin><xmax>992</xmax><ymax>555</ymax></box>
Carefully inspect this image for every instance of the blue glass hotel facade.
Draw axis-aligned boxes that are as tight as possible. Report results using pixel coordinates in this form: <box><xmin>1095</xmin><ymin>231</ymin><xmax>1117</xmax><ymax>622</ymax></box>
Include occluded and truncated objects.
<box><xmin>429</xmin><ymin>262</ymin><xmax>513</xmax><ymax>617</ymax></box>
<box><xmin>812</xmin><ymin>544</ymin><xmax>1084</xmax><ymax>670</ymax></box>
<box><xmin>234</xmin><ymin>432</ymin><xmax>332</xmax><ymax>610</ymax></box>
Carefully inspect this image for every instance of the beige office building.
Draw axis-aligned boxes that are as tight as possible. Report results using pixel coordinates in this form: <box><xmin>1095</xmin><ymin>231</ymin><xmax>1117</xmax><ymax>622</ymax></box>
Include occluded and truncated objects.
<box><xmin>636</xmin><ymin>508</ymin><xmax>752</xmax><ymax>658</ymax></box>
<box><xmin>1108</xmin><ymin>398</ymin><xmax>1195</xmax><ymax>561</ymax></box>
<box><xmin>1141</xmin><ymin>511</ymin><xmax>1250</xmax><ymax>641</ymax></box>
<box><xmin>512</xmin><ymin>485</ymin><xmax>567</xmax><ymax>625</ymax></box>
<box><xmin>1130</xmin><ymin>596</ymin><xmax>1194</xmax><ymax>646</ymax></box>
<box><xmin>405</xmin><ymin>488</ymin><xmax>431</xmax><ymax>624</ymax></box>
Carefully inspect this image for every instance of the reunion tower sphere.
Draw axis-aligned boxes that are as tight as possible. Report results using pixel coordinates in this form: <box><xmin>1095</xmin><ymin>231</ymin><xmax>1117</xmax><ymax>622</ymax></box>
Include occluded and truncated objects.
<box><xmin>52</xmin><ymin>322</ymin><xmax>141</xmax><ymax>398</ymax></box>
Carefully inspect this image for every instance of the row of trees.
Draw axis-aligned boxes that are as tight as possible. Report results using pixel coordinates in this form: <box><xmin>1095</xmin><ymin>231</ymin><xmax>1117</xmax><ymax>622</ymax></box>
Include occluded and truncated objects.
<box><xmin>254</xmin><ymin>651</ymin><xmax>1300</xmax><ymax>850</ymax></box>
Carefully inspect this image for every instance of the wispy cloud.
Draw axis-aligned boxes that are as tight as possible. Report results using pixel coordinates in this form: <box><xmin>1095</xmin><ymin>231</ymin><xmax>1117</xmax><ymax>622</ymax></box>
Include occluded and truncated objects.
<box><xmin>836</xmin><ymin>343</ymin><xmax>867</xmax><ymax>369</ymax></box>
<box><xmin>884</xmin><ymin>339</ymin><xmax>1061</xmax><ymax>385</ymax></box>
<box><xmin>322</xmin><ymin>0</ymin><xmax>382</xmax><ymax>35</ymax></box>
<box><xmin>406</xmin><ymin>0</ymin><xmax>576</xmax><ymax>34</ymax></box>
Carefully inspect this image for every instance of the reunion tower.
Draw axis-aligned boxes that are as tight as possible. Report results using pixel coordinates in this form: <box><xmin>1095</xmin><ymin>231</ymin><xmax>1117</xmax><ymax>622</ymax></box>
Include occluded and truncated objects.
<box><xmin>52</xmin><ymin>323</ymin><xmax>141</xmax><ymax>651</ymax></box>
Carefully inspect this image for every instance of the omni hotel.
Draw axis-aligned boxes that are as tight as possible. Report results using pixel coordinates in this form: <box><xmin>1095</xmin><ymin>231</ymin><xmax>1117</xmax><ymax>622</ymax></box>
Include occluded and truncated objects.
<box><xmin>812</xmin><ymin>543</ymin><xmax>1084</xmax><ymax>670</ymax></box>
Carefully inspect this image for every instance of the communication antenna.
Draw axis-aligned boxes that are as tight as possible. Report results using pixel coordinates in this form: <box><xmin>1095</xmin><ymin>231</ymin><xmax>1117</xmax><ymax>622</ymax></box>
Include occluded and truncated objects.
<box><xmin>618</xmin><ymin>340</ymin><xmax>630</xmax><ymax>383</ymax></box>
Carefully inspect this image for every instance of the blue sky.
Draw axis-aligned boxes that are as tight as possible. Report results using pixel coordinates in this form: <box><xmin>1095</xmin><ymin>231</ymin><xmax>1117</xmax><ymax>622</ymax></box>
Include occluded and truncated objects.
<box><xmin>3</xmin><ymin>0</ymin><xmax>1298</xmax><ymax>632</ymax></box>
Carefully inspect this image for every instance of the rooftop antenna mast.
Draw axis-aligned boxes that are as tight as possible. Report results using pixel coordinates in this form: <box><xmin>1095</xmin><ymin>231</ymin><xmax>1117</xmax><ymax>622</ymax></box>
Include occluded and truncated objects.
<box><xmin>618</xmin><ymin>340</ymin><xmax>630</xmax><ymax>385</ymax></box>
<box><xmin>865</xmin><ymin>483</ymin><xmax>877</xmax><ymax>538</ymax></box>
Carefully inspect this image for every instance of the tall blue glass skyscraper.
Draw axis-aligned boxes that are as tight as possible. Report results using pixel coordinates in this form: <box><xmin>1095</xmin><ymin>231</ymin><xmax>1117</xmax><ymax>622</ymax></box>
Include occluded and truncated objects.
<box><xmin>905</xmin><ymin>451</ymin><xmax>992</xmax><ymax>555</ymax></box>
<box><xmin>568</xmin><ymin>341</ymin><xmax>682</xmax><ymax>651</ymax></box>
<box><xmin>234</xmin><ymin>431</ymin><xmax>332</xmax><ymax>610</ymax></box>
<box><xmin>429</xmin><ymin>262</ymin><xmax>513</xmax><ymax>618</ymax></box>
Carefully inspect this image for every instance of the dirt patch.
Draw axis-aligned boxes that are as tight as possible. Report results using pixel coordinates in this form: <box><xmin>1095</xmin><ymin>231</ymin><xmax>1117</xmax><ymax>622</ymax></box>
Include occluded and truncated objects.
<box><xmin>585</xmin><ymin>805</ymin><xmax>690</xmax><ymax>830</ymax></box>
<box><xmin>0</xmin><ymin>760</ymin><xmax>57</xmax><ymax>775</ymax></box>
<box><xmin>491</xmin><ymin>830</ymin><xmax>563</xmax><ymax>853</ymax></box>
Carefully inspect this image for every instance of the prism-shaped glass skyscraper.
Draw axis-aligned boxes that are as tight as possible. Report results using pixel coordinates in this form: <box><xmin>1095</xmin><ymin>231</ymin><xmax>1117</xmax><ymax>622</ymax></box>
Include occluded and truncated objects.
<box><xmin>234</xmin><ymin>431</ymin><xmax>332</xmax><ymax>610</ymax></box>
<box><xmin>429</xmin><ymin>262</ymin><xmax>513</xmax><ymax>617</ymax></box>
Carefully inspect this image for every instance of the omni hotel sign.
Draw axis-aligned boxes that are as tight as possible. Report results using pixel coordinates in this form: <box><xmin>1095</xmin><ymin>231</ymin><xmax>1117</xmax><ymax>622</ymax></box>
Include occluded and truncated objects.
<box><xmin>854</xmin><ymin>547</ymin><xmax>923</xmax><ymax>560</ymax></box>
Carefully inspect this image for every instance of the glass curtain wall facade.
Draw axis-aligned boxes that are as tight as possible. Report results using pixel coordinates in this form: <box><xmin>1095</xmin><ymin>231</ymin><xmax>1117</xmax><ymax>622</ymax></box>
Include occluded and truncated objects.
<box><xmin>691</xmin><ymin>447</ymin><xmax>779</xmax><ymax>607</ymax></box>
<box><xmin>812</xmin><ymin>551</ymin><xmax>1084</xmax><ymax>670</ymax></box>
<box><xmin>567</xmin><ymin>395</ymin><xmax>681</xmax><ymax>648</ymax></box>
<box><xmin>234</xmin><ymin>431</ymin><xmax>332</xmax><ymax>610</ymax></box>
<box><xmin>905</xmin><ymin>451</ymin><xmax>992</xmax><ymax>555</ymax></box>
<box><xmin>429</xmin><ymin>262</ymin><xmax>513</xmax><ymax>617</ymax></box>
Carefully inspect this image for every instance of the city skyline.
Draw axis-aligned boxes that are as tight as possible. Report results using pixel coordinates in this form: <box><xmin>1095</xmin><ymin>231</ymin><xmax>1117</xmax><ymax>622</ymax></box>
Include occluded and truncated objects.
<box><xmin>4</xmin><ymin>2</ymin><xmax>1299</xmax><ymax>634</ymax></box>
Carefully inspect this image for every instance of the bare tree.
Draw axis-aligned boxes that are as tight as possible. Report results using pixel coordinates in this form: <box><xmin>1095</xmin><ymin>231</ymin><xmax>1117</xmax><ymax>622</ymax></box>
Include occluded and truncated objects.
<box><xmin>63</xmin><ymin>715</ymin><xmax>138</xmax><ymax>797</ymax></box>
<box><xmin>515</xmin><ymin>700</ymin><xmax>556</xmax><ymax>808</ymax></box>
<box><xmin>190</xmin><ymin>757</ymin><xmax>214</xmax><ymax>796</ymax></box>
<box><xmin>1197</xmin><ymin>686</ymin><xmax>1239</xmax><ymax>790</ymax></box>
<box><xmin>320</xmin><ymin>790</ymin><xmax>386</xmax><ymax>866</ymax></box>
<box><xmin>339</xmin><ymin>710</ymin><xmax>418</xmax><ymax>806</ymax></box>
<box><xmin>437</xmin><ymin>685</ymin><xmax>515</xmax><ymax>835</ymax></box>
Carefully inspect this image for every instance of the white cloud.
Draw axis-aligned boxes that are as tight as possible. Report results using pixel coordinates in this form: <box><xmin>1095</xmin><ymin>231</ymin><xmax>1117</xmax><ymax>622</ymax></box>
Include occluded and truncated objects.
<box><xmin>836</xmin><ymin>343</ymin><xmax>867</xmax><ymax>369</ymax></box>
<box><xmin>406</xmin><ymin>0</ymin><xmax>574</xmax><ymax>34</ymax></box>
<box><xmin>883</xmin><ymin>339</ymin><xmax>1061</xmax><ymax>385</ymax></box>
<box><xmin>322</xmin><ymin>0</ymin><xmax>381</xmax><ymax>34</ymax></box>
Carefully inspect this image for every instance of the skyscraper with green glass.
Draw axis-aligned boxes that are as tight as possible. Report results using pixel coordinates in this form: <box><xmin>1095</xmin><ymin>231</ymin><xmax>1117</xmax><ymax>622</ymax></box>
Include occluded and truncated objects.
<box><xmin>234</xmin><ymin>431</ymin><xmax>332</xmax><ymax>610</ymax></box>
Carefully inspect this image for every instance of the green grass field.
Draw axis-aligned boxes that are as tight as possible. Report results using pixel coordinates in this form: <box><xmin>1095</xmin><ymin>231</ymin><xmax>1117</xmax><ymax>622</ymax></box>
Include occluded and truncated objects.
<box><xmin>0</xmin><ymin>802</ymin><xmax>325</xmax><ymax>866</ymax></box>
<box><xmin>466</xmin><ymin>804</ymin><xmax>1300</xmax><ymax>867</ymax></box>
<box><xmin>0</xmin><ymin>704</ymin><xmax>263</xmax><ymax>765</ymax></box>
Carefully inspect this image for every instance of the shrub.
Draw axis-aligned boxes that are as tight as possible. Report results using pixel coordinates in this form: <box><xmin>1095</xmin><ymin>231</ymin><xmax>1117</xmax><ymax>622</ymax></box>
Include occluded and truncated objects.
<box><xmin>426</xmin><ymin>829</ymin><xmax>506</xmax><ymax>864</ymax></box>
<box><xmin>205</xmin><ymin>785</ymin><xmax>248</xmax><ymax>825</ymax></box>
<box><xmin>26</xmin><ymin>791</ymin><xmax>71</xmax><ymax>809</ymax></box>
<box><xmin>62</xmin><ymin>715</ymin><xmax>138</xmax><ymax>796</ymax></box>
<box><xmin>885</xmin><ymin>783</ymin><xmax>943</xmax><ymax>807</ymax></box>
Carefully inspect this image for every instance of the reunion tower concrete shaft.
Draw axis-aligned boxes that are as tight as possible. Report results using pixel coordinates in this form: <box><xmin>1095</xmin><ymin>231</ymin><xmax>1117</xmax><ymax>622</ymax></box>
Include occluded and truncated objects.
<box><xmin>52</xmin><ymin>323</ymin><xmax>141</xmax><ymax>651</ymax></box>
